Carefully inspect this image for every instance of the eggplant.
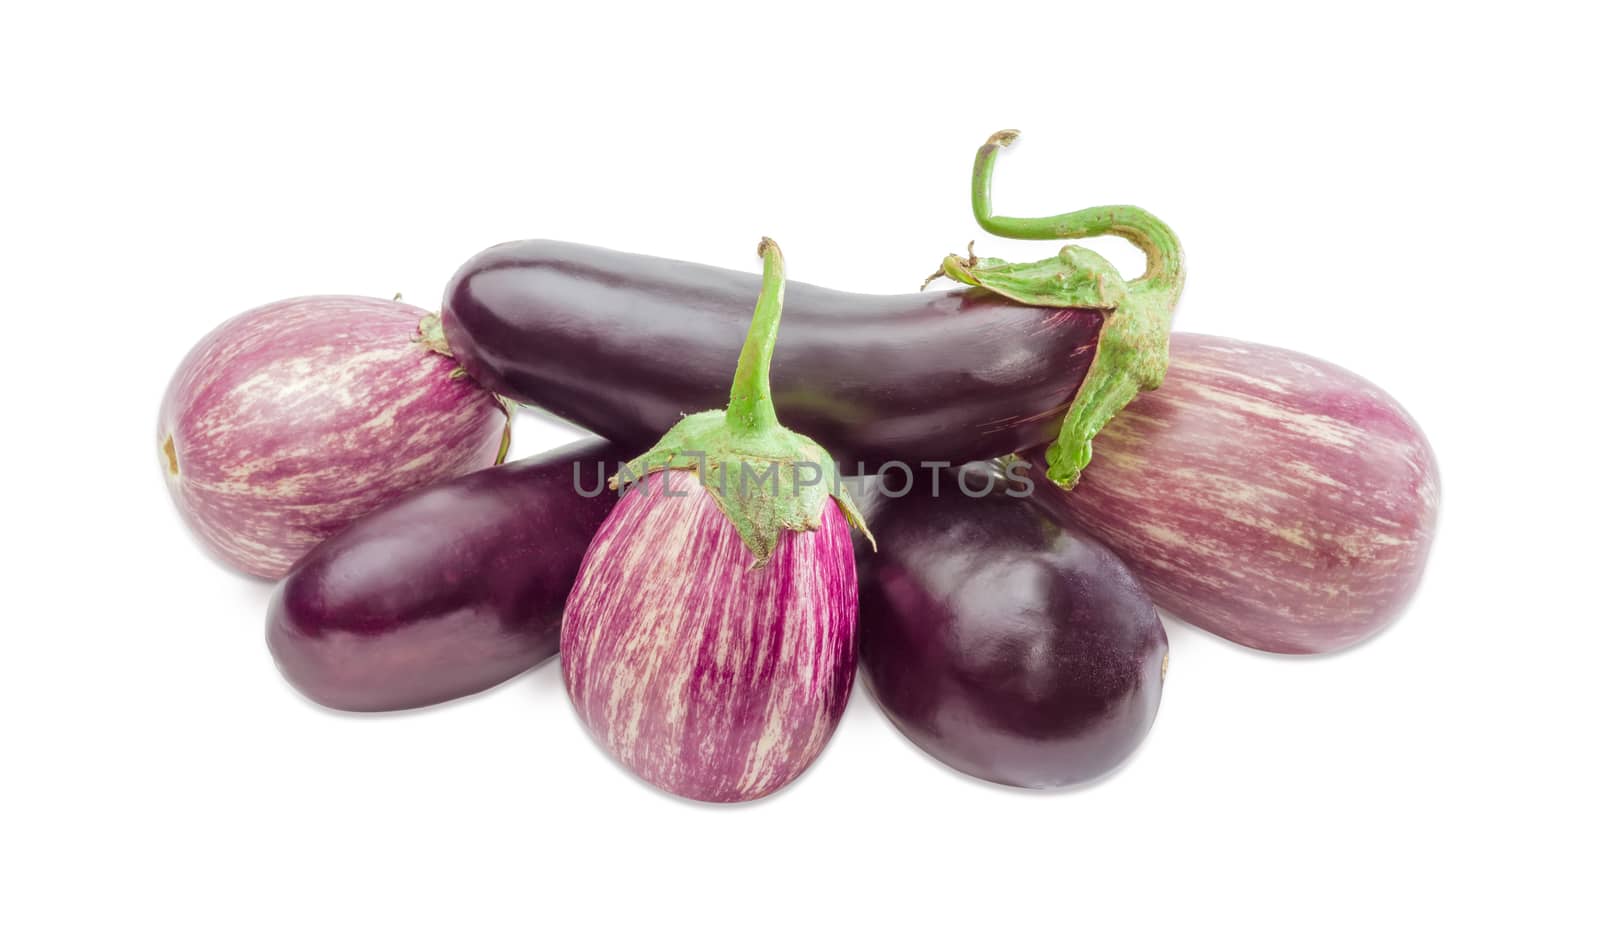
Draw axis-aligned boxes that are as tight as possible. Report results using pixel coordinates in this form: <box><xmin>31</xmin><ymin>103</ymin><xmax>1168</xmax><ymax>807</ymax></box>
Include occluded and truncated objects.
<box><xmin>854</xmin><ymin>465</ymin><xmax>1168</xmax><ymax>789</ymax></box>
<box><xmin>439</xmin><ymin>239</ymin><xmax>1101</xmax><ymax>470</ymax></box>
<box><xmin>1024</xmin><ymin>333</ymin><xmax>1440</xmax><ymax>654</ymax></box>
<box><xmin>160</xmin><ymin>295</ymin><xmax>509</xmax><ymax>578</ymax></box>
<box><xmin>561</xmin><ymin>240</ymin><xmax>866</xmax><ymax>803</ymax></box>
<box><xmin>268</xmin><ymin>438</ymin><xmax>625</xmax><ymax>712</ymax></box>
<box><xmin>441</xmin><ymin>130</ymin><xmax>1185</xmax><ymax>485</ymax></box>
<box><xmin>563</xmin><ymin>469</ymin><xmax>858</xmax><ymax>802</ymax></box>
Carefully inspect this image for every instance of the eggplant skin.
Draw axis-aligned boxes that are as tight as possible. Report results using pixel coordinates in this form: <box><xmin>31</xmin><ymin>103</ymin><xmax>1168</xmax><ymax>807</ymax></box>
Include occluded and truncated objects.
<box><xmin>1027</xmin><ymin>333</ymin><xmax>1441</xmax><ymax>654</ymax></box>
<box><xmin>562</xmin><ymin>472</ymin><xmax>857</xmax><ymax>803</ymax></box>
<box><xmin>267</xmin><ymin>439</ymin><xmax>624</xmax><ymax>712</ymax></box>
<box><xmin>441</xmin><ymin>240</ymin><xmax>1103</xmax><ymax>470</ymax></box>
<box><xmin>855</xmin><ymin>471</ymin><xmax>1167</xmax><ymax>790</ymax></box>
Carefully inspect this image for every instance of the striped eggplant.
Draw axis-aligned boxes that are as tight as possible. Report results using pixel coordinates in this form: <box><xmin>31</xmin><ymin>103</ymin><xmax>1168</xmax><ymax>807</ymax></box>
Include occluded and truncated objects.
<box><xmin>158</xmin><ymin>295</ymin><xmax>509</xmax><ymax>578</ymax></box>
<box><xmin>560</xmin><ymin>239</ymin><xmax>868</xmax><ymax>803</ymax></box>
<box><xmin>855</xmin><ymin>465</ymin><xmax>1168</xmax><ymax>789</ymax></box>
<box><xmin>563</xmin><ymin>469</ymin><xmax>858</xmax><ymax>801</ymax></box>
<box><xmin>1025</xmin><ymin>333</ymin><xmax>1440</xmax><ymax>654</ymax></box>
<box><xmin>268</xmin><ymin>439</ymin><xmax>626</xmax><ymax>712</ymax></box>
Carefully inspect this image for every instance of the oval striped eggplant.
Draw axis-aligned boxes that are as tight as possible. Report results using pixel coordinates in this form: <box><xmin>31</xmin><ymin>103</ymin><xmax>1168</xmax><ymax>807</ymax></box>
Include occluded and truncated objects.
<box><xmin>158</xmin><ymin>295</ymin><xmax>509</xmax><ymax>578</ymax></box>
<box><xmin>268</xmin><ymin>439</ymin><xmax>625</xmax><ymax>712</ymax></box>
<box><xmin>562</xmin><ymin>470</ymin><xmax>858</xmax><ymax>802</ymax></box>
<box><xmin>560</xmin><ymin>239</ymin><xmax>868</xmax><ymax>803</ymax></box>
<box><xmin>1025</xmin><ymin>333</ymin><xmax>1440</xmax><ymax>654</ymax></box>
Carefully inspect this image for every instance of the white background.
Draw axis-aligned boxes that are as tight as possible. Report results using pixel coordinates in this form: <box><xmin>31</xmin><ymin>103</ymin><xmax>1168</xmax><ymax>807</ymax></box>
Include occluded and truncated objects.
<box><xmin>3</xmin><ymin>2</ymin><xmax>1596</xmax><ymax>945</ymax></box>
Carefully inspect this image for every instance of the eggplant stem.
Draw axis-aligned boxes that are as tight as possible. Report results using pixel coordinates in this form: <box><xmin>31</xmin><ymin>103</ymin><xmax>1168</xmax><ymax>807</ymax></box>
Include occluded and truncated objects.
<box><xmin>940</xmin><ymin>129</ymin><xmax>1187</xmax><ymax>489</ymax></box>
<box><xmin>417</xmin><ymin>311</ymin><xmax>453</xmax><ymax>357</ymax></box>
<box><xmin>971</xmin><ymin>130</ymin><xmax>1184</xmax><ymax>296</ymax></box>
<box><xmin>493</xmin><ymin>397</ymin><xmax>515</xmax><ymax>465</ymax></box>
<box><xmin>725</xmin><ymin>238</ymin><xmax>786</xmax><ymax>437</ymax></box>
<box><xmin>617</xmin><ymin>235</ymin><xmax>872</xmax><ymax>560</ymax></box>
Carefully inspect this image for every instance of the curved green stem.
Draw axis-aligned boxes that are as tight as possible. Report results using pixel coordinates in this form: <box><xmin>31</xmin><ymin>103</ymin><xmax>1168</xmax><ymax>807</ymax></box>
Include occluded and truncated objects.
<box><xmin>930</xmin><ymin>129</ymin><xmax>1187</xmax><ymax>489</ymax></box>
<box><xmin>971</xmin><ymin>129</ymin><xmax>1184</xmax><ymax>296</ymax></box>
<box><xmin>725</xmin><ymin>237</ymin><xmax>785</xmax><ymax>437</ymax></box>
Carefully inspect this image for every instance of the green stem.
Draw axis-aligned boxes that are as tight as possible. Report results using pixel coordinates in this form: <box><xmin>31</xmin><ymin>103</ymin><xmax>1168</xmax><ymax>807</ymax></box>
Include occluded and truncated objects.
<box><xmin>972</xmin><ymin>129</ymin><xmax>1184</xmax><ymax>296</ymax></box>
<box><xmin>931</xmin><ymin>129</ymin><xmax>1187</xmax><ymax>489</ymax></box>
<box><xmin>616</xmin><ymin>235</ymin><xmax>871</xmax><ymax>562</ymax></box>
<box><xmin>725</xmin><ymin>237</ymin><xmax>786</xmax><ymax>437</ymax></box>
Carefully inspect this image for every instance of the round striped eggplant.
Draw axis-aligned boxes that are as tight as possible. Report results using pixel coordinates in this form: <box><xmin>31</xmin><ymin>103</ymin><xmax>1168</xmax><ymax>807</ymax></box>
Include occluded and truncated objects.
<box><xmin>1025</xmin><ymin>333</ymin><xmax>1440</xmax><ymax>654</ymax></box>
<box><xmin>855</xmin><ymin>466</ymin><xmax>1167</xmax><ymax>789</ymax></box>
<box><xmin>562</xmin><ymin>470</ymin><xmax>858</xmax><ymax>802</ymax></box>
<box><xmin>560</xmin><ymin>239</ymin><xmax>868</xmax><ymax>803</ymax></box>
<box><xmin>268</xmin><ymin>439</ymin><xmax>625</xmax><ymax>712</ymax></box>
<box><xmin>158</xmin><ymin>295</ymin><xmax>509</xmax><ymax>578</ymax></box>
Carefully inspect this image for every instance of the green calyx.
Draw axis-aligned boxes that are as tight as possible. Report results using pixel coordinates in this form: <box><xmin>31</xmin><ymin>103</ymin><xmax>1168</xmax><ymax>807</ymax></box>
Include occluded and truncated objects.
<box><xmin>926</xmin><ymin>129</ymin><xmax>1186</xmax><ymax>489</ymax></box>
<box><xmin>416</xmin><ymin>310</ymin><xmax>516</xmax><ymax>465</ymax></box>
<box><xmin>416</xmin><ymin>310</ymin><xmax>452</xmax><ymax>357</ymax></box>
<box><xmin>611</xmin><ymin>238</ymin><xmax>872</xmax><ymax>567</ymax></box>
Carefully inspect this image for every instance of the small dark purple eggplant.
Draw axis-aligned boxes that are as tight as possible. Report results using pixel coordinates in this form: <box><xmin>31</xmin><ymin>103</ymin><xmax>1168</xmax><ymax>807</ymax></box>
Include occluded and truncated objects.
<box><xmin>267</xmin><ymin>438</ymin><xmax>626</xmax><ymax>712</ymax></box>
<box><xmin>855</xmin><ymin>464</ymin><xmax>1167</xmax><ymax>789</ymax></box>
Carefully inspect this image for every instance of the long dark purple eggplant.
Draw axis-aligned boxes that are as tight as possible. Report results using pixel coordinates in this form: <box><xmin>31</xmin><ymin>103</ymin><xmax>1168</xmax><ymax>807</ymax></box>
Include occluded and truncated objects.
<box><xmin>439</xmin><ymin>240</ymin><xmax>1102</xmax><ymax>470</ymax></box>
<box><xmin>267</xmin><ymin>438</ymin><xmax>628</xmax><ymax>712</ymax></box>
<box><xmin>854</xmin><ymin>464</ymin><xmax>1168</xmax><ymax>789</ymax></box>
<box><xmin>438</xmin><ymin>133</ymin><xmax>1185</xmax><ymax>480</ymax></box>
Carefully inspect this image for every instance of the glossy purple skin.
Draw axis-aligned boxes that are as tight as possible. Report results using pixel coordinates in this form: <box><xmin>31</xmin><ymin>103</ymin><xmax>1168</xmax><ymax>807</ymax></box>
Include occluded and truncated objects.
<box><xmin>268</xmin><ymin>439</ymin><xmax>624</xmax><ymax>712</ymax></box>
<box><xmin>1025</xmin><ymin>333</ymin><xmax>1440</xmax><ymax>654</ymax></box>
<box><xmin>160</xmin><ymin>295</ymin><xmax>507</xmax><ymax>578</ymax></box>
<box><xmin>855</xmin><ymin>468</ymin><xmax>1167</xmax><ymax>789</ymax></box>
<box><xmin>562</xmin><ymin>472</ymin><xmax>858</xmax><ymax>803</ymax></box>
<box><xmin>441</xmin><ymin>240</ymin><xmax>1102</xmax><ymax>470</ymax></box>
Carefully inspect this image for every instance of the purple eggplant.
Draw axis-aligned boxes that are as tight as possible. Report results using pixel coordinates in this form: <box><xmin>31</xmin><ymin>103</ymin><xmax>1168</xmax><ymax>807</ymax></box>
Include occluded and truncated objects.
<box><xmin>441</xmin><ymin>238</ymin><xmax>1100</xmax><ymax>467</ymax></box>
<box><xmin>443</xmin><ymin>131</ymin><xmax>1185</xmax><ymax>487</ymax></box>
<box><xmin>855</xmin><ymin>465</ymin><xmax>1168</xmax><ymax>789</ymax></box>
<box><xmin>1024</xmin><ymin>334</ymin><xmax>1440</xmax><ymax>654</ymax></box>
<box><xmin>440</xmin><ymin>239</ymin><xmax>1099</xmax><ymax>470</ymax></box>
<box><xmin>560</xmin><ymin>239</ymin><xmax>868</xmax><ymax>803</ymax></box>
<box><xmin>159</xmin><ymin>295</ymin><xmax>510</xmax><ymax>578</ymax></box>
<box><xmin>268</xmin><ymin>439</ymin><xmax>624</xmax><ymax>712</ymax></box>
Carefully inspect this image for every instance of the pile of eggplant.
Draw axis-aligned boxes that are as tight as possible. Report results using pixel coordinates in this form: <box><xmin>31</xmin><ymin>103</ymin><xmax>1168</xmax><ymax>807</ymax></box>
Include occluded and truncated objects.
<box><xmin>158</xmin><ymin>131</ymin><xmax>1439</xmax><ymax>803</ymax></box>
